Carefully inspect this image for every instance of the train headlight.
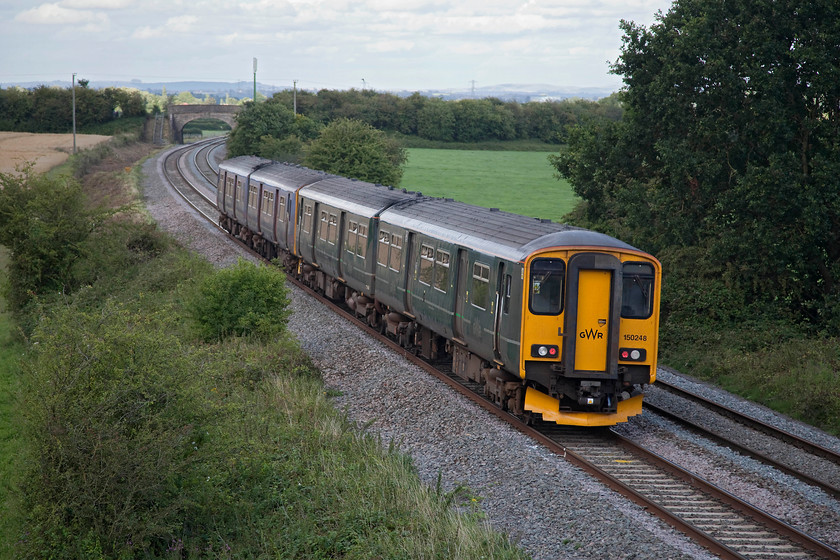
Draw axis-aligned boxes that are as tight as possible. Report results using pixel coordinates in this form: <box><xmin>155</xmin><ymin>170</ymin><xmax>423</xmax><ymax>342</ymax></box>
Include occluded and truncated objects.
<box><xmin>531</xmin><ymin>344</ymin><xmax>559</xmax><ymax>358</ymax></box>
<box><xmin>619</xmin><ymin>348</ymin><xmax>646</xmax><ymax>362</ymax></box>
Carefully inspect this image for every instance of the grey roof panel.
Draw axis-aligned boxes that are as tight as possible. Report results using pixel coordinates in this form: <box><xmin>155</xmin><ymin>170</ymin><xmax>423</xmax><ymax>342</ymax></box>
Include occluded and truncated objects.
<box><xmin>301</xmin><ymin>176</ymin><xmax>423</xmax><ymax>218</ymax></box>
<box><xmin>218</xmin><ymin>155</ymin><xmax>272</xmax><ymax>176</ymax></box>
<box><xmin>381</xmin><ymin>198</ymin><xmax>639</xmax><ymax>262</ymax></box>
<box><xmin>250</xmin><ymin>163</ymin><xmax>329</xmax><ymax>189</ymax></box>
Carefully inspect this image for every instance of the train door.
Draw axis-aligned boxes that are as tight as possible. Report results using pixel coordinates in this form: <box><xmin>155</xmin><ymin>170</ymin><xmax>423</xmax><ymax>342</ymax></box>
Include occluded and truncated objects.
<box><xmin>284</xmin><ymin>193</ymin><xmax>294</xmax><ymax>252</ymax></box>
<box><xmin>563</xmin><ymin>253</ymin><xmax>621</xmax><ymax>376</ymax></box>
<box><xmin>454</xmin><ymin>249</ymin><xmax>469</xmax><ymax>341</ymax></box>
<box><xmin>404</xmin><ymin>232</ymin><xmax>418</xmax><ymax>316</ymax></box>
<box><xmin>492</xmin><ymin>262</ymin><xmax>505</xmax><ymax>362</ymax></box>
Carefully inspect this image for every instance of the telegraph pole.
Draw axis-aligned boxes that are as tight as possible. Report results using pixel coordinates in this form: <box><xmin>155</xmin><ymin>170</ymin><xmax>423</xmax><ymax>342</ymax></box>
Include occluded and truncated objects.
<box><xmin>293</xmin><ymin>80</ymin><xmax>298</xmax><ymax>115</ymax></box>
<box><xmin>253</xmin><ymin>58</ymin><xmax>258</xmax><ymax>102</ymax></box>
<box><xmin>72</xmin><ymin>73</ymin><xmax>77</xmax><ymax>154</ymax></box>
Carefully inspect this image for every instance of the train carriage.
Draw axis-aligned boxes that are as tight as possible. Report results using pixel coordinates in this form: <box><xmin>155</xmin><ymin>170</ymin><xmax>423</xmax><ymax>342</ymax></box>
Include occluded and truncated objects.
<box><xmin>295</xmin><ymin>177</ymin><xmax>421</xmax><ymax>300</ymax></box>
<box><xmin>216</xmin><ymin>155</ymin><xmax>271</xmax><ymax>237</ymax></box>
<box><xmin>248</xmin><ymin>163</ymin><xmax>327</xmax><ymax>259</ymax></box>
<box><xmin>378</xmin><ymin>199</ymin><xmax>661</xmax><ymax>426</ymax></box>
<box><xmin>516</xmin><ymin>230</ymin><xmax>660</xmax><ymax>426</ymax></box>
<box><xmin>216</xmin><ymin>157</ymin><xmax>661</xmax><ymax>427</ymax></box>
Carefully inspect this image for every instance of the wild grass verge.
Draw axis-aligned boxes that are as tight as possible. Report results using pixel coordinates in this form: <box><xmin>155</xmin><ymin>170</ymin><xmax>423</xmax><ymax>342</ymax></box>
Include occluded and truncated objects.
<box><xmin>658</xmin><ymin>263</ymin><xmax>840</xmax><ymax>435</ymax></box>
<box><xmin>0</xmin><ymin>248</ymin><xmax>25</xmax><ymax>558</ymax></box>
<box><xmin>661</xmin><ymin>330</ymin><xmax>840</xmax><ymax>435</ymax></box>
<box><xmin>0</xmin><ymin>144</ymin><xmax>528</xmax><ymax>559</ymax></box>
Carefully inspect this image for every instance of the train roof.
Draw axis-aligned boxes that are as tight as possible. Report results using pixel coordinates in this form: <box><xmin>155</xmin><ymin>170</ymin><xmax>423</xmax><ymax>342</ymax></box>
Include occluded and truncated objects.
<box><xmin>380</xmin><ymin>198</ymin><xmax>640</xmax><ymax>262</ymax></box>
<box><xmin>217</xmin><ymin>155</ymin><xmax>272</xmax><ymax>176</ymax></box>
<box><xmin>250</xmin><ymin>162</ymin><xmax>329</xmax><ymax>190</ymax></box>
<box><xmin>300</xmin><ymin>176</ymin><xmax>424</xmax><ymax>219</ymax></box>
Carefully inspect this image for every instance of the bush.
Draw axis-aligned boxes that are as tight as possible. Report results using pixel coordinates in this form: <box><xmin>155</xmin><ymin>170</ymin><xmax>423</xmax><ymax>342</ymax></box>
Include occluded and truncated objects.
<box><xmin>18</xmin><ymin>301</ymin><xmax>215</xmax><ymax>558</ymax></box>
<box><xmin>184</xmin><ymin>258</ymin><xmax>290</xmax><ymax>342</ymax></box>
<box><xmin>0</xmin><ymin>168</ymin><xmax>106</xmax><ymax>313</ymax></box>
<box><xmin>303</xmin><ymin>118</ymin><xmax>407</xmax><ymax>186</ymax></box>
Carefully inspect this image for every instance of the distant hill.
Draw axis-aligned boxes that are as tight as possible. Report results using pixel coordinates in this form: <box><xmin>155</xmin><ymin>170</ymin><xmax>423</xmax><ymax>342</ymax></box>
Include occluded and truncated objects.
<box><xmin>0</xmin><ymin>79</ymin><xmax>617</xmax><ymax>102</ymax></box>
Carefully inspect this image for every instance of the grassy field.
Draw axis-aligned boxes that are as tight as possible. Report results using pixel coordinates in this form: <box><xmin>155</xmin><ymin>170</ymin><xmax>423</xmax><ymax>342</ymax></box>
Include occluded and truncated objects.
<box><xmin>402</xmin><ymin>148</ymin><xmax>578</xmax><ymax>223</ymax></box>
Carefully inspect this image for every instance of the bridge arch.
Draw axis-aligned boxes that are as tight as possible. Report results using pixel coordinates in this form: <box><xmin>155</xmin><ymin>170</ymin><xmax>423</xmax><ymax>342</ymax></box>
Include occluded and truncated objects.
<box><xmin>169</xmin><ymin>104</ymin><xmax>242</xmax><ymax>143</ymax></box>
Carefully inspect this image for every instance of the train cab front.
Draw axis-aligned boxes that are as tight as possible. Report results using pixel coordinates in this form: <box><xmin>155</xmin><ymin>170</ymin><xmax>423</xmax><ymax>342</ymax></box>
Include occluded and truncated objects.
<box><xmin>519</xmin><ymin>250</ymin><xmax>661</xmax><ymax>427</ymax></box>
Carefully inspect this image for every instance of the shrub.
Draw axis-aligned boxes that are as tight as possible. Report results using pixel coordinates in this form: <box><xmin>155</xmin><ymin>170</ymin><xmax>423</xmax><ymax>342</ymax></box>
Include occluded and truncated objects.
<box><xmin>0</xmin><ymin>167</ymin><xmax>106</xmax><ymax>313</ymax></box>
<box><xmin>184</xmin><ymin>258</ymin><xmax>290</xmax><ymax>342</ymax></box>
<box><xmin>18</xmin><ymin>301</ymin><xmax>214</xmax><ymax>558</ymax></box>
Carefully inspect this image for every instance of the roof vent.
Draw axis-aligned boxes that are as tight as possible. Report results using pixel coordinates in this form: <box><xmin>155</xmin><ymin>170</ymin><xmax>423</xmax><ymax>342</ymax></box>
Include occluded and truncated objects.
<box><xmin>445</xmin><ymin>198</ymin><xmax>454</xmax><ymax>202</ymax></box>
<box><xmin>541</xmin><ymin>218</ymin><xmax>552</xmax><ymax>223</ymax></box>
<box><xmin>490</xmin><ymin>208</ymin><xmax>499</xmax><ymax>212</ymax></box>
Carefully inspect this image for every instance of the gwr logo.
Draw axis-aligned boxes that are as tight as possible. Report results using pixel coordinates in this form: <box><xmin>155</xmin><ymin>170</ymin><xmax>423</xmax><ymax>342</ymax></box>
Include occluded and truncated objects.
<box><xmin>579</xmin><ymin>328</ymin><xmax>604</xmax><ymax>340</ymax></box>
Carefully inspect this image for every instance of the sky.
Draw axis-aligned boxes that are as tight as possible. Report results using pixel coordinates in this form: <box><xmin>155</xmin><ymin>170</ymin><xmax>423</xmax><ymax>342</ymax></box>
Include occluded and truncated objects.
<box><xmin>1</xmin><ymin>0</ymin><xmax>674</xmax><ymax>93</ymax></box>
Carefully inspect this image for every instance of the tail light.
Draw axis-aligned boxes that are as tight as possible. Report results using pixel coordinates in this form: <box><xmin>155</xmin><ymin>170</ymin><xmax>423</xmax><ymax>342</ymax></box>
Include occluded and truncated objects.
<box><xmin>531</xmin><ymin>344</ymin><xmax>559</xmax><ymax>358</ymax></box>
<box><xmin>619</xmin><ymin>348</ymin><xmax>646</xmax><ymax>362</ymax></box>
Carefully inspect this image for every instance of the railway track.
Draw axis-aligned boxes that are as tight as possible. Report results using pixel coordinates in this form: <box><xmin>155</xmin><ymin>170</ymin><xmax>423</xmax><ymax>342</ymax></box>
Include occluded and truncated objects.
<box><xmin>165</xmin><ymin>141</ymin><xmax>840</xmax><ymax>560</ymax></box>
<box><xmin>161</xmin><ymin>138</ymin><xmax>225</xmax><ymax>223</ymax></box>
<box><xmin>645</xmin><ymin>377</ymin><xmax>840</xmax><ymax>501</ymax></box>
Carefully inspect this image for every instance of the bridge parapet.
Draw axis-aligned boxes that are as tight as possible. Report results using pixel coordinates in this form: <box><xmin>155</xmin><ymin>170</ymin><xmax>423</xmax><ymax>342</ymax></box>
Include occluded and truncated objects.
<box><xmin>168</xmin><ymin>104</ymin><xmax>241</xmax><ymax>143</ymax></box>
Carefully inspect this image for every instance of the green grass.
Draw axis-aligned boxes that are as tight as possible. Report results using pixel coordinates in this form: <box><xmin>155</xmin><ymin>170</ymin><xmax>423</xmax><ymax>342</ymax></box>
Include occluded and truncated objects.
<box><xmin>402</xmin><ymin>148</ymin><xmax>578</xmax><ymax>223</ymax></box>
<box><xmin>0</xmin><ymin>248</ymin><xmax>24</xmax><ymax>557</ymax></box>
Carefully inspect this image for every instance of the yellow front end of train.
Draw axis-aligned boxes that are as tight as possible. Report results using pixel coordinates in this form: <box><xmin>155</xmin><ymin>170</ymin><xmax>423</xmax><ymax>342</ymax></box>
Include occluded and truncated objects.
<box><xmin>519</xmin><ymin>248</ymin><xmax>661</xmax><ymax>427</ymax></box>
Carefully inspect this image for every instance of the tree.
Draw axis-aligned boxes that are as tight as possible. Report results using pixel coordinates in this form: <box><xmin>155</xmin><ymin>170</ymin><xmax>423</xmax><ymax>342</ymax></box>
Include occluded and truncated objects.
<box><xmin>451</xmin><ymin>99</ymin><xmax>516</xmax><ymax>142</ymax></box>
<box><xmin>0</xmin><ymin>168</ymin><xmax>105</xmax><ymax>311</ymax></box>
<box><xmin>173</xmin><ymin>90</ymin><xmax>200</xmax><ymax>105</ymax></box>
<box><xmin>417</xmin><ymin>98</ymin><xmax>455</xmax><ymax>141</ymax></box>
<box><xmin>226</xmin><ymin>101</ymin><xmax>321</xmax><ymax>161</ymax></box>
<box><xmin>552</xmin><ymin>0</ymin><xmax>840</xmax><ymax>331</ymax></box>
<box><xmin>226</xmin><ymin>101</ymin><xmax>297</xmax><ymax>157</ymax></box>
<box><xmin>303</xmin><ymin>118</ymin><xmax>406</xmax><ymax>186</ymax></box>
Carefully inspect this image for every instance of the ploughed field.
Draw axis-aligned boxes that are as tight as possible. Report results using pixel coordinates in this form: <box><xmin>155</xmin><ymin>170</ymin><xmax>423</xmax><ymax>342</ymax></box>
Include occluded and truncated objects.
<box><xmin>0</xmin><ymin>132</ymin><xmax>110</xmax><ymax>174</ymax></box>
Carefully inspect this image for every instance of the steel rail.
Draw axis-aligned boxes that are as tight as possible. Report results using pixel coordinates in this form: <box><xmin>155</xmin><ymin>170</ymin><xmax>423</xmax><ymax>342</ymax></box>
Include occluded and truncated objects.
<box><xmin>643</xmin><ymin>399</ymin><xmax>840</xmax><ymax>500</ymax></box>
<box><xmin>655</xmin><ymin>374</ymin><xmax>840</xmax><ymax>465</ymax></box>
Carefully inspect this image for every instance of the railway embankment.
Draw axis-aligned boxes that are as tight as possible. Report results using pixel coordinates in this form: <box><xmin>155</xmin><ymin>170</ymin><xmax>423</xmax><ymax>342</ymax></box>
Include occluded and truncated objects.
<box><xmin>0</xmin><ymin>138</ymin><xmax>528</xmax><ymax>559</ymax></box>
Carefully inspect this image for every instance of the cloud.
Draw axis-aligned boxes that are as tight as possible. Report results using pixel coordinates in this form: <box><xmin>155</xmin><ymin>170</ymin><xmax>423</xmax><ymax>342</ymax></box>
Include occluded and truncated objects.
<box><xmin>14</xmin><ymin>2</ymin><xmax>109</xmax><ymax>29</ymax></box>
<box><xmin>60</xmin><ymin>0</ymin><xmax>133</xmax><ymax>8</ymax></box>
<box><xmin>365</xmin><ymin>39</ymin><xmax>415</xmax><ymax>54</ymax></box>
<box><xmin>133</xmin><ymin>14</ymin><xmax>198</xmax><ymax>39</ymax></box>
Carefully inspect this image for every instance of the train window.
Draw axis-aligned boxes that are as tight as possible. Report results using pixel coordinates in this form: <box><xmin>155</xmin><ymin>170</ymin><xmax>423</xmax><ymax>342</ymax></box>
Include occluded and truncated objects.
<box><xmin>237</xmin><ymin>179</ymin><xmax>244</xmax><ymax>201</ymax></box>
<box><xmin>622</xmin><ymin>262</ymin><xmax>655</xmax><ymax>319</ymax></box>
<box><xmin>248</xmin><ymin>185</ymin><xmax>259</xmax><ymax>209</ymax></box>
<box><xmin>434</xmin><ymin>250</ymin><xmax>450</xmax><ymax>292</ymax></box>
<box><xmin>529</xmin><ymin>258</ymin><xmax>565</xmax><ymax>315</ymax></box>
<box><xmin>327</xmin><ymin>214</ymin><xmax>338</xmax><ymax>245</ymax></box>
<box><xmin>347</xmin><ymin>221</ymin><xmax>359</xmax><ymax>256</ymax></box>
<box><xmin>419</xmin><ymin>244</ymin><xmax>434</xmax><ymax>286</ymax></box>
<box><xmin>226</xmin><ymin>177</ymin><xmax>235</xmax><ymax>204</ymax></box>
<box><xmin>277</xmin><ymin>197</ymin><xmax>285</xmax><ymax>223</ymax></box>
<box><xmin>318</xmin><ymin>211</ymin><xmax>328</xmax><ymax>241</ymax></box>
<box><xmin>503</xmin><ymin>274</ymin><xmax>512</xmax><ymax>314</ymax></box>
<box><xmin>302</xmin><ymin>204</ymin><xmax>313</xmax><ymax>233</ymax></box>
<box><xmin>471</xmin><ymin>263</ymin><xmax>490</xmax><ymax>310</ymax></box>
<box><xmin>357</xmin><ymin>224</ymin><xmax>368</xmax><ymax>258</ymax></box>
<box><xmin>261</xmin><ymin>190</ymin><xmax>274</xmax><ymax>217</ymax></box>
<box><xmin>377</xmin><ymin>230</ymin><xmax>389</xmax><ymax>266</ymax></box>
<box><xmin>389</xmin><ymin>234</ymin><xmax>402</xmax><ymax>272</ymax></box>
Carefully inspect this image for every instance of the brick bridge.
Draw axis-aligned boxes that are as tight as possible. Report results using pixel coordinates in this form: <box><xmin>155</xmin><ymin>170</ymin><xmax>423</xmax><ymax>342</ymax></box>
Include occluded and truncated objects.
<box><xmin>168</xmin><ymin>104</ymin><xmax>241</xmax><ymax>143</ymax></box>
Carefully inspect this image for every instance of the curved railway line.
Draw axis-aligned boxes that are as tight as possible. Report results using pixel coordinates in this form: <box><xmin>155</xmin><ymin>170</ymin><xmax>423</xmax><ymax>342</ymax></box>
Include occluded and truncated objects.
<box><xmin>162</xmin><ymin>138</ymin><xmax>840</xmax><ymax>560</ymax></box>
